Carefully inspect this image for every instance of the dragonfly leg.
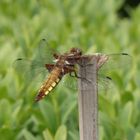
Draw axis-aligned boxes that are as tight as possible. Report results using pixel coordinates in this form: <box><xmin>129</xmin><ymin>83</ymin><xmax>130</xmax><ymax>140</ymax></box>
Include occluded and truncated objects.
<box><xmin>69</xmin><ymin>71</ymin><xmax>91</xmax><ymax>83</ymax></box>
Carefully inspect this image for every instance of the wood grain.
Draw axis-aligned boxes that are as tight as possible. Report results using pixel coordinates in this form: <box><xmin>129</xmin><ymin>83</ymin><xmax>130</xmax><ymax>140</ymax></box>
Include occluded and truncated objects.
<box><xmin>78</xmin><ymin>56</ymin><xmax>98</xmax><ymax>140</ymax></box>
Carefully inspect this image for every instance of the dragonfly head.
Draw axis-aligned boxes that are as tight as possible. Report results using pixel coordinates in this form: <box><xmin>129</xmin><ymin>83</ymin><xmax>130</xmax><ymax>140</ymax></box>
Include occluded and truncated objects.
<box><xmin>70</xmin><ymin>48</ymin><xmax>82</xmax><ymax>56</ymax></box>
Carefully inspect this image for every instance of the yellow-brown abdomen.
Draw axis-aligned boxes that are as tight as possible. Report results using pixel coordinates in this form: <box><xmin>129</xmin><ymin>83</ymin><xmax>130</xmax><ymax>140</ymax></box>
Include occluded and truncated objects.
<box><xmin>35</xmin><ymin>67</ymin><xmax>62</xmax><ymax>102</ymax></box>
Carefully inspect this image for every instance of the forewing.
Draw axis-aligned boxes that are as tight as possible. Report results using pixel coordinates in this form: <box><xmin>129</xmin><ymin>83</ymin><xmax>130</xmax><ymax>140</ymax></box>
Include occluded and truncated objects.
<box><xmin>63</xmin><ymin>53</ymin><xmax>131</xmax><ymax>91</ymax></box>
<box><xmin>96</xmin><ymin>53</ymin><xmax>131</xmax><ymax>92</ymax></box>
<box><xmin>34</xmin><ymin>38</ymin><xmax>58</xmax><ymax>65</ymax></box>
<box><xmin>13</xmin><ymin>38</ymin><xmax>59</xmax><ymax>85</ymax></box>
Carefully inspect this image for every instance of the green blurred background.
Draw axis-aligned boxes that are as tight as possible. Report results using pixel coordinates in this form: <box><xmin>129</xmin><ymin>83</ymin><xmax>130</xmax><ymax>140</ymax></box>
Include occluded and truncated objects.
<box><xmin>0</xmin><ymin>0</ymin><xmax>140</xmax><ymax>140</ymax></box>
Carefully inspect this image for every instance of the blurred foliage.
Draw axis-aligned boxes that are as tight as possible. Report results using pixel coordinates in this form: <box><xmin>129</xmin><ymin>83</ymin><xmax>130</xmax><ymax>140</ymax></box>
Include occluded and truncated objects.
<box><xmin>0</xmin><ymin>0</ymin><xmax>140</xmax><ymax>140</ymax></box>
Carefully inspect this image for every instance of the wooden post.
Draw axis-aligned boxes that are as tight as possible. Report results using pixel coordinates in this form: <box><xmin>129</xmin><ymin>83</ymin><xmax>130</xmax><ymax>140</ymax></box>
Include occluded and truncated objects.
<box><xmin>78</xmin><ymin>56</ymin><xmax>98</xmax><ymax>140</ymax></box>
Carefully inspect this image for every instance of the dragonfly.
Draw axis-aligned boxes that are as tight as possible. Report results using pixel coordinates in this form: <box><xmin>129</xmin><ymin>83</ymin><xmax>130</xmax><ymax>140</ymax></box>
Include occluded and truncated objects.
<box><xmin>13</xmin><ymin>39</ymin><xmax>131</xmax><ymax>102</ymax></box>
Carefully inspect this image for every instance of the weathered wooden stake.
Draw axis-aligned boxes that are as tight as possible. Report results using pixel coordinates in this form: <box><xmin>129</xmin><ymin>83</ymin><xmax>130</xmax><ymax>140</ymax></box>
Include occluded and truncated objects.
<box><xmin>78</xmin><ymin>56</ymin><xmax>98</xmax><ymax>140</ymax></box>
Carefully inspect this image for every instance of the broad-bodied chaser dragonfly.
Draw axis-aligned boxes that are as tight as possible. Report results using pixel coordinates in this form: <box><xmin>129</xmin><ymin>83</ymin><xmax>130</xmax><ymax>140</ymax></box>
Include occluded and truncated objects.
<box><xmin>14</xmin><ymin>39</ymin><xmax>131</xmax><ymax>102</ymax></box>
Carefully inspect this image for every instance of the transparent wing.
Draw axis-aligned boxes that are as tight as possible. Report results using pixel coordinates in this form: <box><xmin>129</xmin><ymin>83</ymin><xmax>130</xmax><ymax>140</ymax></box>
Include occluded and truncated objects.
<box><xmin>60</xmin><ymin>74</ymin><xmax>114</xmax><ymax>92</ymax></box>
<box><xmin>98</xmin><ymin>75</ymin><xmax>114</xmax><ymax>92</ymax></box>
<box><xmin>33</xmin><ymin>38</ymin><xmax>58</xmax><ymax>65</ymax></box>
<box><xmin>13</xmin><ymin>38</ymin><xmax>58</xmax><ymax>86</ymax></box>
<box><xmin>13</xmin><ymin>58</ymin><xmax>48</xmax><ymax>85</ymax></box>
<box><xmin>62</xmin><ymin>53</ymin><xmax>131</xmax><ymax>91</ymax></box>
<box><xmin>97</xmin><ymin>53</ymin><xmax>131</xmax><ymax>91</ymax></box>
<box><xmin>98</xmin><ymin>53</ymin><xmax>132</xmax><ymax>75</ymax></box>
<box><xmin>62</xmin><ymin>74</ymin><xmax>78</xmax><ymax>90</ymax></box>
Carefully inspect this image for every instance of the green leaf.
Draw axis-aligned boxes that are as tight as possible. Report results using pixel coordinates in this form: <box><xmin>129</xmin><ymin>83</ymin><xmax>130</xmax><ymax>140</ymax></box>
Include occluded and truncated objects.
<box><xmin>0</xmin><ymin>99</ymin><xmax>11</xmax><ymax>124</ymax></box>
<box><xmin>134</xmin><ymin>133</ymin><xmax>140</xmax><ymax>140</ymax></box>
<box><xmin>121</xmin><ymin>91</ymin><xmax>134</xmax><ymax>105</ymax></box>
<box><xmin>99</xmin><ymin>95</ymin><xmax>115</xmax><ymax>119</ymax></box>
<box><xmin>12</xmin><ymin>99</ymin><xmax>23</xmax><ymax>120</ymax></box>
<box><xmin>61</xmin><ymin>95</ymin><xmax>77</xmax><ymax>123</ymax></box>
<box><xmin>119</xmin><ymin>102</ymin><xmax>133</xmax><ymax>129</ymax></box>
<box><xmin>17</xmin><ymin>129</ymin><xmax>36</xmax><ymax>140</ymax></box>
<box><xmin>43</xmin><ymin>129</ymin><xmax>54</xmax><ymax>140</ymax></box>
<box><xmin>99</xmin><ymin>126</ymin><xmax>104</xmax><ymax>140</ymax></box>
<box><xmin>54</xmin><ymin>125</ymin><xmax>67</xmax><ymax>140</ymax></box>
<box><xmin>0</xmin><ymin>128</ymin><xmax>16</xmax><ymax>140</ymax></box>
<box><xmin>39</xmin><ymin>100</ymin><xmax>57</xmax><ymax>134</ymax></box>
<box><xmin>68</xmin><ymin>130</ymin><xmax>79</xmax><ymax>140</ymax></box>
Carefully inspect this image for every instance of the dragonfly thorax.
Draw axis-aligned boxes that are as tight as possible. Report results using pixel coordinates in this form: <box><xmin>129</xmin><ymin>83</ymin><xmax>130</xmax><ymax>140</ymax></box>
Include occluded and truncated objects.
<box><xmin>55</xmin><ymin>56</ymin><xmax>68</xmax><ymax>66</ymax></box>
